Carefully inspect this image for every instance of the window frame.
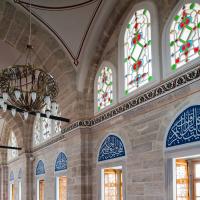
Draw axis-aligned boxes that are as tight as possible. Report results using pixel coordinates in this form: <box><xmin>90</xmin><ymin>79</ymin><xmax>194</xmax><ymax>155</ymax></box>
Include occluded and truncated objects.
<box><xmin>118</xmin><ymin>1</ymin><xmax>160</xmax><ymax>101</ymax></box>
<box><xmin>98</xmin><ymin>162</ymin><xmax>126</xmax><ymax>200</ymax></box>
<box><xmin>37</xmin><ymin>177</ymin><xmax>45</xmax><ymax>200</ymax></box>
<box><xmin>55</xmin><ymin>174</ymin><xmax>67</xmax><ymax>200</ymax></box>
<box><xmin>162</xmin><ymin>0</ymin><xmax>200</xmax><ymax>79</ymax></box>
<box><xmin>193</xmin><ymin>161</ymin><xmax>200</xmax><ymax>200</ymax></box>
<box><xmin>94</xmin><ymin>61</ymin><xmax>117</xmax><ymax>114</ymax></box>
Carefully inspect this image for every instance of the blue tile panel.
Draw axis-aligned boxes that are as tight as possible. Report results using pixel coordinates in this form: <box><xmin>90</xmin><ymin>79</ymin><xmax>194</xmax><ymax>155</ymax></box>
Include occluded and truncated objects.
<box><xmin>36</xmin><ymin>160</ymin><xmax>45</xmax><ymax>175</ymax></box>
<box><xmin>166</xmin><ymin>105</ymin><xmax>200</xmax><ymax>148</ymax></box>
<box><xmin>98</xmin><ymin>135</ymin><xmax>125</xmax><ymax>162</ymax></box>
<box><xmin>55</xmin><ymin>152</ymin><xmax>67</xmax><ymax>172</ymax></box>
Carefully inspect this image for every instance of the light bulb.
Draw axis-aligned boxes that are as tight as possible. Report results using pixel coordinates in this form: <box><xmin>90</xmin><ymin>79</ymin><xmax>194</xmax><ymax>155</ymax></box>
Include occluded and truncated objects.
<box><xmin>24</xmin><ymin>112</ymin><xmax>28</xmax><ymax>120</ymax></box>
<box><xmin>14</xmin><ymin>89</ymin><xmax>21</xmax><ymax>100</ymax></box>
<box><xmin>31</xmin><ymin>91</ymin><xmax>37</xmax><ymax>102</ymax></box>
<box><xmin>36</xmin><ymin>112</ymin><xmax>40</xmax><ymax>119</ymax></box>
<box><xmin>45</xmin><ymin>109</ymin><xmax>51</xmax><ymax>118</ymax></box>
<box><xmin>2</xmin><ymin>103</ymin><xmax>7</xmax><ymax>112</ymax></box>
<box><xmin>11</xmin><ymin>108</ymin><xmax>16</xmax><ymax>117</ymax></box>
<box><xmin>3</xmin><ymin>92</ymin><xmax>8</xmax><ymax>102</ymax></box>
<box><xmin>44</xmin><ymin>96</ymin><xmax>50</xmax><ymax>105</ymax></box>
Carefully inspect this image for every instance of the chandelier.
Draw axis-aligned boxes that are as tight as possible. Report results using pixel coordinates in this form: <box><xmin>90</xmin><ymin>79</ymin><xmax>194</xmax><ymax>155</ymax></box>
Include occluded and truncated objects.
<box><xmin>0</xmin><ymin>1</ymin><xmax>69</xmax><ymax>123</ymax></box>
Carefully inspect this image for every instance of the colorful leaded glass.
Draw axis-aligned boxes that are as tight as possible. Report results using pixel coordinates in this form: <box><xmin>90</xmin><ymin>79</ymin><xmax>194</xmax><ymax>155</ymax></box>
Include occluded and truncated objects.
<box><xmin>124</xmin><ymin>9</ymin><xmax>152</xmax><ymax>95</ymax></box>
<box><xmin>8</xmin><ymin>131</ymin><xmax>18</xmax><ymax>161</ymax></box>
<box><xmin>97</xmin><ymin>66</ymin><xmax>113</xmax><ymax>111</ymax></box>
<box><xmin>170</xmin><ymin>3</ymin><xmax>200</xmax><ymax>70</ymax></box>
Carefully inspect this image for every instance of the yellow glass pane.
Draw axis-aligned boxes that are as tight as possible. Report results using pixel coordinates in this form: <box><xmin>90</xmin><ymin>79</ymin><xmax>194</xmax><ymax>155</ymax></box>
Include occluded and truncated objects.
<box><xmin>104</xmin><ymin>169</ymin><xmax>123</xmax><ymax>200</ymax></box>
<box><xmin>59</xmin><ymin>176</ymin><xmax>67</xmax><ymax>200</ymax></box>
<box><xmin>196</xmin><ymin>182</ymin><xmax>200</xmax><ymax>196</ymax></box>
<box><xmin>12</xmin><ymin>184</ymin><xmax>14</xmax><ymax>200</ymax></box>
<box><xmin>176</xmin><ymin>160</ymin><xmax>189</xmax><ymax>200</ymax></box>
<box><xmin>39</xmin><ymin>180</ymin><xmax>44</xmax><ymax>200</ymax></box>
<box><xmin>195</xmin><ymin>164</ymin><xmax>200</xmax><ymax>178</ymax></box>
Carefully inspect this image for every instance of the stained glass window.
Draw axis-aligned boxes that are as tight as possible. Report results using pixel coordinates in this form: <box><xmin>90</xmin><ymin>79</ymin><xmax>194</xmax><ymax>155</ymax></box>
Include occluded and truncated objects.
<box><xmin>104</xmin><ymin>168</ymin><xmax>123</xmax><ymax>200</ymax></box>
<box><xmin>124</xmin><ymin>9</ymin><xmax>152</xmax><ymax>95</ymax></box>
<box><xmin>97</xmin><ymin>66</ymin><xmax>113</xmax><ymax>111</ymax></box>
<box><xmin>33</xmin><ymin>106</ymin><xmax>62</xmax><ymax>146</ymax></box>
<box><xmin>176</xmin><ymin>160</ymin><xmax>189</xmax><ymax>200</ymax></box>
<box><xmin>194</xmin><ymin>162</ymin><xmax>200</xmax><ymax>200</ymax></box>
<box><xmin>170</xmin><ymin>3</ymin><xmax>200</xmax><ymax>70</ymax></box>
<box><xmin>8</xmin><ymin>131</ymin><xmax>18</xmax><ymax>161</ymax></box>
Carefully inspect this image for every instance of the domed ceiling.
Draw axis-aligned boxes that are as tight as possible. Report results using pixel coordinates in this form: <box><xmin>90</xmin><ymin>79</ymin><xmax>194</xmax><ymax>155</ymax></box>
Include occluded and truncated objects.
<box><xmin>13</xmin><ymin>0</ymin><xmax>106</xmax><ymax>66</ymax></box>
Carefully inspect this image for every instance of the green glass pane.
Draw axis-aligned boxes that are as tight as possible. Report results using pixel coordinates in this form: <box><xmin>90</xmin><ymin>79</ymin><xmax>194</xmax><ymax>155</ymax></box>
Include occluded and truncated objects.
<box><xmin>174</xmin><ymin>15</ymin><xmax>180</xmax><ymax>21</ymax></box>
<box><xmin>171</xmin><ymin>64</ymin><xmax>177</xmax><ymax>71</ymax></box>
<box><xmin>125</xmin><ymin>90</ymin><xmax>128</xmax><ymax>95</ymax></box>
<box><xmin>148</xmin><ymin>40</ymin><xmax>152</xmax><ymax>45</ymax></box>
<box><xmin>148</xmin><ymin>76</ymin><xmax>153</xmax><ymax>81</ymax></box>
<box><xmin>127</xmin><ymin>24</ymin><xmax>131</xmax><ymax>28</ymax></box>
<box><xmin>170</xmin><ymin>41</ymin><xmax>175</xmax><ymax>46</ymax></box>
<box><xmin>198</xmin><ymin>23</ymin><xmax>200</xmax><ymax>28</ymax></box>
<box><xmin>124</xmin><ymin>58</ymin><xmax>128</xmax><ymax>63</ymax></box>
<box><xmin>190</xmin><ymin>3</ymin><xmax>195</xmax><ymax>9</ymax></box>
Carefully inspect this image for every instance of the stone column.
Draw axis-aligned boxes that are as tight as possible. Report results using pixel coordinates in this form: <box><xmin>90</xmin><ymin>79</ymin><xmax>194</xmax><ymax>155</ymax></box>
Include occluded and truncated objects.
<box><xmin>0</xmin><ymin>164</ymin><xmax>8</xmax><ymax>200</ymax></box>
<box><xmin>25</xmin><ymin>153</ymin><xmax>34</xmax><ymax>200</ymax></box>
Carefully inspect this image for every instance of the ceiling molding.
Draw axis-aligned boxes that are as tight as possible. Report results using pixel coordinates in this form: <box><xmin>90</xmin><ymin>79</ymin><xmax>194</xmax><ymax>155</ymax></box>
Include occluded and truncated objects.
<box><xmin>14</xmin><ymin>0</ymin><xmax>103</xmax><ymax>66</ymax></box>
<box><xmin>14</xmin><ymin>0</ymin><xmax>99</xmax><ymax>11</ymax></box>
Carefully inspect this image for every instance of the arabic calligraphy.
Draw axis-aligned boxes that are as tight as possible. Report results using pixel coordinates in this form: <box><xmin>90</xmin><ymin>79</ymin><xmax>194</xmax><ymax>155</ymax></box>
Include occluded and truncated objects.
<box><xmin>166</xmin><ymin>105</ymin><xmax>200</xmax><ymax>148</ymax></box>
<box><xmin>98</xmin><ymin>135</ymin><xmax>125</xmax><ymax>162</ymax></box>
<box><xmin>55</xmin><ymin>152</ymin><xmax>67</xmax><ymax>172</ymax></box>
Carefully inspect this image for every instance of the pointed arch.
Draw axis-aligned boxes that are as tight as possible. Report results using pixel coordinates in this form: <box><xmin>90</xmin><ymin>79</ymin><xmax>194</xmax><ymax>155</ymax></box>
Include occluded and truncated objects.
<box><xmin>10</xmin><ymin>171</ymin><xmax>14</xmax><ymax>181</ymax></box>
<box><xmin>55</xmin><ymin>152</ymin><xmax>68</xmax><ymax>172</ymax></box>
<box><xmin>94</xmin><ymin>61</ymin><xmax>117</xmax><ymax>113</ymax></box>
<box><xmin>36</xmin><ymin>160</ymin><xmax>45</xmax><ymax>176</ymax></box>
<box><xmin>162</xmin><ymin>0</ymin><xmax>200</xmax><ymax>78</ymax></box>
<box><xmin>166</xmin><ymin>105</ymin><xmax>200</xmax><ymax>148</ymax></box>
<box><xmin>98</xmin><ymin>135</ymin><xmax>126</xmax><ymax>162</ymax></box>
<box><xmin>118</xmin><ymin>1</ymin><xmax>160</xmax><ymax>100</ymax></box>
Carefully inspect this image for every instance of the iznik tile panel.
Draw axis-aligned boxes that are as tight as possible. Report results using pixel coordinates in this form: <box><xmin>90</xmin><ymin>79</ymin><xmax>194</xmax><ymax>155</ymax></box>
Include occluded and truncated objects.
<box><xmin>55</xmin><ymin>152</ymin><xmax>67</xmax><ymax>172</ymax></box>
<box><xmin>166</xmin><ymin>105</ymin><xmax>200</xmax><ymax>148</ymax></box>
<box><xmin>98</xmin><ymin>135</ymin><xmax>125</xmax><ymax>162</ymax></box>
<box><xmin>36</xmin><ymin>160</ymin><xmax>45</xmax><ymax>175</ymax></box>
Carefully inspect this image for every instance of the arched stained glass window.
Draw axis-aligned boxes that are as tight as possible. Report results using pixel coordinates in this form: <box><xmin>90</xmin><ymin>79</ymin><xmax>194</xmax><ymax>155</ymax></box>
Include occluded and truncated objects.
<box><xmin>170</xmin><ymin>2</ymin><xmax>200</xmax><ymax>70</ymax></box>
<box><xmin>8</xmin><ymin>131</ymin><xmax>18</xmax><ymax>161</ymax></box>
<box><xmin>124</xmin><ymin>9</ymin><xmax>152</xmax><ymax>95</ymax></box>
<box><xmin>97</xmin><ymin>66</ymin><xmax>113</xmax><ymax>111</ymax></box>
<box><xmin>33</xmin><ymin>106</ymin><xmax>62</xmax><ymax>146</ymax></box>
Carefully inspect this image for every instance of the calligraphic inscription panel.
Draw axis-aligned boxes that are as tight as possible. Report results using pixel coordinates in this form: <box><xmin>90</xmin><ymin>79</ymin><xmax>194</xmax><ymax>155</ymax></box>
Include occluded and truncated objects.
<box><xmin>98</xmin><ymin>135</ymin><xmax>125</xmax><ymax>162</ymax></box>
<box><xmin>166</xmin><ymin>105</ymin><xmax>200</xmax><ymax>148</ymax></box>
<box><xmin>36</xmin><ymin>160</ymin><xmax>45</xmax><ymax>175</ymax></box>
<box><xmin>55</xmin><ymin>152</ymin><xmax>67</xmax><ymax>172</ymax></box>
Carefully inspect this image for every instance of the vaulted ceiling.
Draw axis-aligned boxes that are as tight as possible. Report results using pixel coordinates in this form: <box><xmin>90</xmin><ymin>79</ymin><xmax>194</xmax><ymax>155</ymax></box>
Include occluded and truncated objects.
<box><xmin>13</xmin><ymin>0</ymin><xmax>117</xmax><ymax>67</ymax></box>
